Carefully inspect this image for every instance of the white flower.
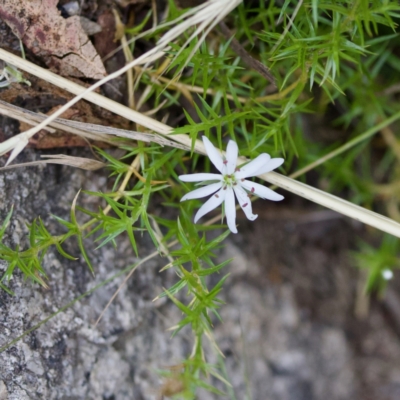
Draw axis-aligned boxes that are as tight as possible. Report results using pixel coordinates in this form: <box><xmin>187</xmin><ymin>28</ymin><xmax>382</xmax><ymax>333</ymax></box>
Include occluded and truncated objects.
<box><xmin>179</xmin><ymin>136</ymin><xmax>284</xmax><ymax>233</ymax></box>
<box><xmin>382</xmin><ymin>269</ymin><xmax>393</xmax><ymax>280</ymax></box>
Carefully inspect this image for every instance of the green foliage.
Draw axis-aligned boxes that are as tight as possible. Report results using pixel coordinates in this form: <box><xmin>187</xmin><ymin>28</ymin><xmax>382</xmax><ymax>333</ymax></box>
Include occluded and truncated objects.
<box><xmin>2</xmin><ymin>0</ymin><xmax>400</xmax><ymax>398</ymax></box>
<box><xmin>0</xmin><ymin>63</ymin><xmax>31</xmax><ymax>88</ymax></box>
<box><xmin>353</xmin><ymin>235</ymin><xmax>400</xmax><ymax>295</ymax></box>
<box><xmin>0</xmin><ymin>207</ymin><xmax>74</xmax><ymax>294</ymax></box>
<box><xmin>0</xmin><ymin>149</ymin><xmax>170</xmax><ymax>290</ymax></box>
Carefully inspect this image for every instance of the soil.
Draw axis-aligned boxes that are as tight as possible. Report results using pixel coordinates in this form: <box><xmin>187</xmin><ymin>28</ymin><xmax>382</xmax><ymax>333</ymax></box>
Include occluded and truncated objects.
<box><xmin>1</xmin><ymin>1</ymin><xmax>400</xmax><ymax>400</ymax></box>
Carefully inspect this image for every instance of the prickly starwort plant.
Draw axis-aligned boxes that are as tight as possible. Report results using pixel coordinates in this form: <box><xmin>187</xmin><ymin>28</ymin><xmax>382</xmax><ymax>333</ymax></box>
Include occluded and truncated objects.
<box><xmin>2</xmin><ymin>0</ymin><xmax>400</xmax><ymax>397</ymax></box>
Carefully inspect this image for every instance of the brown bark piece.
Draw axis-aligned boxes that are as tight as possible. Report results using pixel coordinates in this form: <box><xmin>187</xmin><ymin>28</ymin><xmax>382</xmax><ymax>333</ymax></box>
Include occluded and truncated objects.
<box><xmin>0</xmin><ymin>0</ymin><xmax>106</xmax><ymax>79</ymax></box>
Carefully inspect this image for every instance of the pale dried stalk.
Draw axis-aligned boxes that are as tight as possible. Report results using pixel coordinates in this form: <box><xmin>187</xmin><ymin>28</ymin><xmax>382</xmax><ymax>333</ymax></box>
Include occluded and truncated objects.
<box><xmin>0</xmin><ymin>99</ymin><xmax>189</xmax><ymax>150</ymax></box>
<box><xmin>0</xmin><ymin>155</ymin><xmax>105</xmax><ymax>171</ymax></box>
<box><xmin>1</xmin><ymin>52</ymin><xmax>400</xmax><ymax>238</ymax></box>
<box><xmin>156</xmin><ymin>0</ymin><xmax>242</xmax><ymax>71</ymax></box>
<box><xmin>260</xmin><ymin>170</ymin><xmax>400</xmax><ymax>238</ymax></box>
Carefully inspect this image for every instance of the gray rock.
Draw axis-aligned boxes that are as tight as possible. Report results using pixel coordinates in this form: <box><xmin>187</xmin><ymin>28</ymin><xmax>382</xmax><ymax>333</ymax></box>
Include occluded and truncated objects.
<box><xmin>0</xmin><ymin>148</ymin><xmax>184</xmax><ymax>400</ymax></box>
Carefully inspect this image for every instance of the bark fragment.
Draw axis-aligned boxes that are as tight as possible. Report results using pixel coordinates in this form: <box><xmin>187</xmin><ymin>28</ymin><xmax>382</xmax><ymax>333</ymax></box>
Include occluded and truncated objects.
<box><xmin>0</xmin><ymin>0</ymin><xmax>106</xmax><ymax>79</ymax></box>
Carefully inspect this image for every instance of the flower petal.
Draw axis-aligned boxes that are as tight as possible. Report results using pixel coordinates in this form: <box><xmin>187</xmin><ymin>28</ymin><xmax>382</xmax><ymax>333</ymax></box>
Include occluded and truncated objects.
<box><xmin>241</xmin><ymin>180</ymin><xmax>284</xmax><ymax>201</ymax></box>
<box><xmin>252</xmin><ymin>158</ymin><xmax>284</xmax><ymax>176</ymax></box>
<box><xmin>179</xmin><ymin>173</ymin><xmax>222</xmax><ymax>182</ymax></box>
<box><xmin>202</xmin><ymin>136</ymin><xmax>224</xmax><ymax>173</ymax></box>
<box><xmin>181</xmin><ymin>182</ymin><xmax>222</xmax><ymax>201</ymax></box>
<box><xmin>224</xmin><ymin>187</ymin><xmax>237</xmax><ymax>234</ymax></box>
<box><xmin>194</xmin><ymin>188</ymin><xmax>226</xmax><ymax>223</ymax></box>
<box><xmin>233</xmin><ymin>185</ymin><xmax>258</xmax><ymax>221</ymax></box>
<box><xmin>235</xmin><ymin>154</ymin><xmax>271</xmax><ymax>179</ymax></box>
<box><xmin>226</xmin><ymin>140</ymin><xmax>238</xmax><ymax>174</ymax></box>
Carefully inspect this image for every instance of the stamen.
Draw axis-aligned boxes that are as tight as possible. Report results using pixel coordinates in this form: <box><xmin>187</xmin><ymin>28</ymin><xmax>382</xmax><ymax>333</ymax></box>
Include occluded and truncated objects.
<box><xmin>241</xmin><ymin>178</ymin><xmax>245</xmax><ymax>182</ymax></box>
<box><xmin>251</xmin><ymin>187</ymin><xmax>255</xmax><ymax>193</ymax></box>
<box><xmin>243</xmin><ymin>203</ymin><xmax>248</xmax><ymax>208</ymax></box>
<box><xmin>223</xmin><ymin>159</ymin><xmax>228</xmax><ymax>165</ymax></box>
<box><xmin>235</xmin><ymin>167</ymin><xmax>240</xmax><ymax>172</ymax></box>
<box><xmin>215</xmin><ymin>194</ymin><xmax>219</xmax><ymax>198</ymax></box>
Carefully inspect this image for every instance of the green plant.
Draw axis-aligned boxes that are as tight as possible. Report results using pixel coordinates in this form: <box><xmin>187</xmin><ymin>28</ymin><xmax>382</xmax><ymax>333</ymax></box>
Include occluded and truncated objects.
<box><xmin>2</xmin><ymin>0</ymin><xmax>400</xmax><ymax>397</ymax></box>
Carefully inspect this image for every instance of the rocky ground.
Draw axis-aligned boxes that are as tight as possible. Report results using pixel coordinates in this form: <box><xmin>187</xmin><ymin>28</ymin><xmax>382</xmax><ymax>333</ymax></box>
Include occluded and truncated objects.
<box><xmin>2</xmin><ymin>147</ymin><xmax>400</xmax><ymax>400</ymax></box>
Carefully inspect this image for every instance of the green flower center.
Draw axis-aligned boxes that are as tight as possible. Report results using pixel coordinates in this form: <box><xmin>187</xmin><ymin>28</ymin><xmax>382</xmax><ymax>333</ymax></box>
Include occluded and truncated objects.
<box><xmin>223</xmin><ymin>174</ymin><xmax>237</xmax><ymax>188</ymax></box>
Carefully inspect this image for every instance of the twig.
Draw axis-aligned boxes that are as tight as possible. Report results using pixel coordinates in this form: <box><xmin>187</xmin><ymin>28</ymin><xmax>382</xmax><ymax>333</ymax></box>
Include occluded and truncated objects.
<box><xmin>219</xmin><ymin>21</ymin><xmax>276</xmax><ymax>87</ymax></box>
<box><xmin>0</xmin><ymin>99</ymin><xmax>189</xmax><ymax>150</ymax></box>
<box><xmin>93</xmin><ymin>241</ymin><xmax>177</xmax><ymax>327</ymax></box>
<box><xmin>0</xmin><ymin>155</ymin><xmax>105</xmax><ymax>171</ymax></box>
